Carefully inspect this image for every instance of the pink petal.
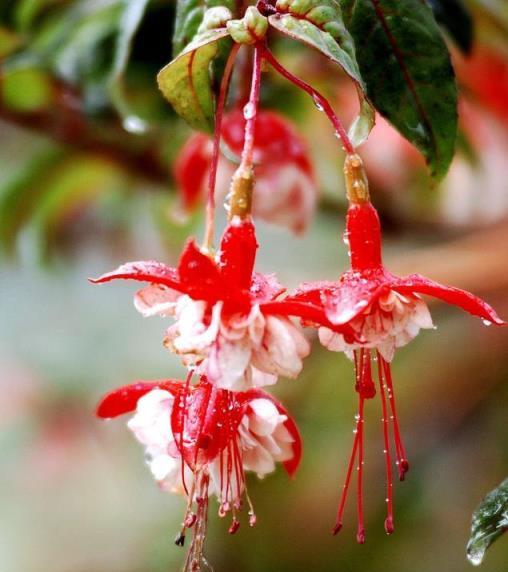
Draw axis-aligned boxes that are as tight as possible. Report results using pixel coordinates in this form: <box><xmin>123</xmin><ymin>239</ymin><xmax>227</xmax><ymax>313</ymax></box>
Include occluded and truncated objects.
<box><xmin>238</xmin><ymin>388</ymin><xmax>302</xmax><ymax>478</ymax></box>
<box><xmin>90</xmin><ymin>261</ymin><xmax>180</xmax><ymax>289</ymax></box>
<box><xmin>393</xmin><ymin>274</ymin><xmax>505</xmax><ymax>325</ymax></box>
<box><xmin>134</xmin><ymin>284</ymin><xmax>180</xmax><ymax>317</ymax></box>
<box><xmin>250</xmin><ymin>272</ymin><xmax>286</xmax><ymax>304</ymax></box>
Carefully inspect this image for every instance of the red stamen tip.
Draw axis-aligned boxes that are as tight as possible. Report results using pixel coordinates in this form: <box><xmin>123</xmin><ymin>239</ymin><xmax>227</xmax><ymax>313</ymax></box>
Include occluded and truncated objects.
<box><xmin>228</xmin><ymin>519</ymin><xmax>240</xmax><ymax>535</ymax></box>
<box><xmin>185</xmin><ymin>513</ymin><xmax>197</xmax><ymax>528</ymax></box>
<box><xmin>332</xmin><ymin>522</ymin><xmax>343</xmax><ymax>536</ymax></box>
<box><xmin>398</xmin><ymin>460</ymin><xmax>409</xmax><ymax>481</ymax></box>
<box><xmin>384</xmin><ymin>516</ymin><xmax>394</xmax><ymax>535</ymax></box>
<box><xmin>356</xmin><ymin>527</ymin><xmax>366</xmax><ymax>544</ymax></box>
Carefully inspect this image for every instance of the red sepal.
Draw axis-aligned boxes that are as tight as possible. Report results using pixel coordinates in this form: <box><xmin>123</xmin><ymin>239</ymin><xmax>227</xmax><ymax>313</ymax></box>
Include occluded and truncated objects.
<box><xmin>178</xmin><ymin>239</ymin><xmax>223</xmax><ymax>302</ymax></box>
<box><xmin>393</xmin><ymin>275</ymin><xmax>505</xmax><ymax>325</ymax></box>
<box><xmin>90</xmin><ymin>261</ymin><xmax>181</xmax><ymax>290</ymax></box>
<box><xmin>96</xmin><ymin>380</ymin><xmax>181</xmax><ymax>419</ymax></box>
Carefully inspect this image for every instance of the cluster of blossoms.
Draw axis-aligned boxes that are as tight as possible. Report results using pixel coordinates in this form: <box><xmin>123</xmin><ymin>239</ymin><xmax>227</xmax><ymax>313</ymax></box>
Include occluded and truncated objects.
<box><xmin>92</xmin><ymin>15</ymin><xmax>505</xmax><ymax>572</ymax></box>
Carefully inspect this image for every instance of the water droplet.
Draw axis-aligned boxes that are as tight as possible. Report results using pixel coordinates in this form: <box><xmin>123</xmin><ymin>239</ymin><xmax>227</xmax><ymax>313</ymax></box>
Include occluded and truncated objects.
<box><xmin>243</xmin><ymin>102</ymin><xmax>256</xmax><ymax>119</ymax></box>
<box><xmin>312</xmin><ymin>94</ymin><xmax>324</xmax><ymax>111</ymax></box>
<box><xmin>467</xmin><ymin>547</ymin><xmax>486</xmax><ymax>566</ymax></box>
<box><xmin>123</xmin><ymin>115</ymin><xmax>149</xmax><ymax>134</ymax></box>
<box><xmin>482</xmin><ymin>319</ymin><xmax>492</xmax><ymax>327</ymax></box>
<box><xmin>354</xmin><ymin>413</ymin><xmax>360</xmax><ymax>421</ymax></box>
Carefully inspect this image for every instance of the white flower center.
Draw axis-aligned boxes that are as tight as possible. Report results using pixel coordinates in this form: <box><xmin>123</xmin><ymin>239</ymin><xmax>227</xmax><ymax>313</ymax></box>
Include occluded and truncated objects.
<box><xmin>319</xmin><ymin>290</ymin><xmax>434</xmax><ymax>362</ymax></box>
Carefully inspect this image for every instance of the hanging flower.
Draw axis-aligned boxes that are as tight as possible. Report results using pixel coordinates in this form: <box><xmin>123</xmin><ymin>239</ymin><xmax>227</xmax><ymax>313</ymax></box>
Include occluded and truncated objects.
<box><xmin>285</xmin><ymin>154</ymin><xmax>505</xmax><ymax>542</ymax></box>
<box><xmin>174</xmin><ymin>109</ymin><xmax>317</xmax><ymax>233</ymax></box>
<box><xmin>96</xmin><ymin>375</ymin><xmax>301</xmax><ymax>571</ymax></box>
<box><xmin>91</xmin><ymin>218</ymin><xmax>340</xmax><ymax>391</ymax></box>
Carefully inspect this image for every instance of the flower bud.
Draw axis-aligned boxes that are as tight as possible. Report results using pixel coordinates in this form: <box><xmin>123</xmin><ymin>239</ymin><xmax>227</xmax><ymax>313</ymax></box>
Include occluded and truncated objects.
<box><xmin>227</xmin><ymin>6</ymin><xmax>268</xmax><ymax>44</ymax></box>
<box><xmin>198</xmin><ymin>6</ymin><xmax>232</xmax><ymax>33</ymax></box>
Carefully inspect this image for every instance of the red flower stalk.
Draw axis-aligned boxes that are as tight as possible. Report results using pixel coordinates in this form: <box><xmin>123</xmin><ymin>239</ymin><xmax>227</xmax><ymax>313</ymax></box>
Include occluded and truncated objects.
<box><xmin>91</xmin><ymin>218</ymin><xmax>341</xmax><ymax>391</ymax></box>
<box><xmin>286</xmin><ymin>154</ymin><xmax>505</xmax><ymax>542</ymax></box>
<box><xmin>96</xmin><ymin>375</ymin><xmax>301</xmax><ymax>571</ymax></box>
<box><xmin>174</xmin><ymin>109</ymin><xmax>317</xmax><ymax>234</ymax></box>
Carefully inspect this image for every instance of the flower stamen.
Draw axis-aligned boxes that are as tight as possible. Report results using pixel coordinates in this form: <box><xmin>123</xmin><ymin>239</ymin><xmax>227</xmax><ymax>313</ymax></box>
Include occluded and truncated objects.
<box><xmin>381</xmin><ymin>357</ymin><xmax>409</xmax><ymax>481</ymax></box>
<box><xmin>377</xmin><ymin>350</ymin><xmax>394</xmax><ymax>534</ymax></box>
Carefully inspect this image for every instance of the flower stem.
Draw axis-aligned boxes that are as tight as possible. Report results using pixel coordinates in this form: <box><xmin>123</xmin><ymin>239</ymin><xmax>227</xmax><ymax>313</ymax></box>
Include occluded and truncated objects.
<box><xmin>228</xmin><ymin>44</ymin><xmax>263</xmax><ymax>220</ymax></box>
<box><xmin>260</xmin><ymin>44</ymin><xmax>355</xmax><ymax>155</ymax></box>
<box><xmin>203</xmin><ymin>43</ymin><xmax>240</xmax><ymax>251</ymax></box>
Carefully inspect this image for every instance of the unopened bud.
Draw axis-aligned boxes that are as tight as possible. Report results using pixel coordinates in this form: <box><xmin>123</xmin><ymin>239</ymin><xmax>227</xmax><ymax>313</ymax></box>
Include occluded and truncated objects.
<box><xmin>227</xmin><ymin>6</ymin><xmax>268</xmax><ymax>44</ymax></box>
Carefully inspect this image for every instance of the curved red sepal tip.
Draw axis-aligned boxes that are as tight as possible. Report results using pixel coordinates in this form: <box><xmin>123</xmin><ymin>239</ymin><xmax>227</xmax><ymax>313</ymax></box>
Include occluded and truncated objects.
<box><xmin>394</xmin><ymin>275</ymin><xmax>505</xmax><ymax>325</ymax></box>
<box><xmin>96</xmin><ymin>380</ymin><xmax>180</xmax><ymax>419</ymax></box>
<box><xmin>89</xmin><ymin>261</ymin><xmax>180</xmax><ymax>289</ymax></box>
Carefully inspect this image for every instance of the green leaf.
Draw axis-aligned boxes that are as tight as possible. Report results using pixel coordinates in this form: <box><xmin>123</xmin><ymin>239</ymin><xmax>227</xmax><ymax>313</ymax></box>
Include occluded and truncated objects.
<box><xmin>268</xmin><ymin>12</ymin><xmax>363</xmax><ymax>86</ymax></box>
<box><xmin>173</xmin><ymin>0</ymin><xmax>236</xmax><ymax>56</ymax></box>
<box><xmin>427</xmin><ymin>0</ymin><xmax>474</xmax><ymax>54</ymax></box>
<box><xmin>467</xmin><ymin>478</ymin><xmax>508</xmax><ymax>566</ymax></box>
<box><xmin>157</xmin><ymin>28</ymin><xmax>230</xmax><ymax>132</ymax></box>
<box><xmin>1</xmin><ymin>66</ymin><xmax>54</xmax><ymax>111</ymax></box>
<box><xmin>173</xmin><ymin>0</ymin><xmax>206</xmax><ymax>56</ymax></box>
<box><xmin>108</xmin><ymin>0</ymin><xmax>151</xmax><ymax>133</ymax></box>
<box><xmin>345</xmin><ymin>0</ymin><xmax>458</xmax><ymax>179</ymax></box>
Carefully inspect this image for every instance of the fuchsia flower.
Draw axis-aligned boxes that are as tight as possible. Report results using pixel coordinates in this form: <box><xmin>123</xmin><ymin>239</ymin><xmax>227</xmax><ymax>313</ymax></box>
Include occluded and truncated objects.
<box><xmin>96</xmin><ymin>375</ymin><xmax>301</xmax><ymax>570</ymax></box>
<box><xmin>285</xmin><ymin>155</ymin><xmax>505</xmax><ymax>542</ymax></box>
<box><xmin>91</xmin><ymin>218</ymin><xmax>337</xmax><ymax>391</ymax></box>
<box><xmin>174</xmin><ymin>110</ymin><xmax>317</xmax><ymax>233</ymax></box>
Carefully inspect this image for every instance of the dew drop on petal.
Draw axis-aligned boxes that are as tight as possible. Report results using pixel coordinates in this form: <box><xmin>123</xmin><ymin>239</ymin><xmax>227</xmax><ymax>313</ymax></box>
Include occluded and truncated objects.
<box><xmin>482</xmin><ymin>319</ymin><xmax>492</xmax><ymax>327</ymax></box>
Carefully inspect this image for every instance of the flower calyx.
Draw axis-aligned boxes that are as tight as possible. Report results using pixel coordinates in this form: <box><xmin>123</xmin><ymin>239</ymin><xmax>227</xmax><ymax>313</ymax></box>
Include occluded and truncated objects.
<box><xmin>344</xmin><ymin>153</ymin><xmax>369</xmax><ymax>204</ymax></box>
<box><xmin>227</xmin><ymin>6</ymin><xmax>268</xmax><ymax>45</ymax></box>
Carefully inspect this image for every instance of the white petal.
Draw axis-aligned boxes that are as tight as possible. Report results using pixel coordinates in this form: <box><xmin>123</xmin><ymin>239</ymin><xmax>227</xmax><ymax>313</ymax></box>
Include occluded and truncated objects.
<box><xmin>134</xmin><ymin>285</ymin><xmax>180</xmax><ymax>317</ymax></box>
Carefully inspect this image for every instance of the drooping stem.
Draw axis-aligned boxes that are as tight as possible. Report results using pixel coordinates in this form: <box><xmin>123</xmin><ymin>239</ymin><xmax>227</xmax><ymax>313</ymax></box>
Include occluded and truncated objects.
<box><xmin>260</xmin><ymin>44</ymin><xmax>355</xmax><ymax>155</ymax></box>
<box><xmin>228</xmin><ymin>44</ymin><xmax>263</xmax><ymax>220</ymax></box>
<box><xmin>381</xmin><ymin>357</ymin><xmax>409</xmax><ymax>481</ymax></box>
<box><xmin>377</xmin><ymin>351</ymin><xmax>394</xmax><ymax>534</ymax></box>
<box><xmin>203</xmin><ymin>43</ymin><xmax>241</xmax><ymax>251</ymax></box>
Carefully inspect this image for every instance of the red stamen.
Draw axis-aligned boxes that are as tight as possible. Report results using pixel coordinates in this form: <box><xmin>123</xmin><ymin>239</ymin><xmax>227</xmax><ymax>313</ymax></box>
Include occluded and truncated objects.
<box><xmin>381</xmin><ymin>357</ymin><xmax>409</xmax><ymax>481</ymax></box>
<box><xmin>180</xmin><ymin>369</ymin><xmax>194</xmax><ymax>497</ymax></box>
<box><xmin>377</xmin><ymin>351</ymin><xmax>394</xmax><ymax>534</ymax></box>
<box><xmin>356</xmin><ymin>395</ymin><xmax>366</xmax><ymax>544</ymax></box>
<box><xmin>333</xmin><ymin>385</ymin><xmax>361</xmax><ymax>534</ymax></box>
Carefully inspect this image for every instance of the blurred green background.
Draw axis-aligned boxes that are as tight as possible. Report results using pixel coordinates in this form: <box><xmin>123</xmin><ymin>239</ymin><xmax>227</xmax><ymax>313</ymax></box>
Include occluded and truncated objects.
<box><xmin>1</xmin><ymin>1</ymin><xmax>508</xmax><ymax>571</ymax></box>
